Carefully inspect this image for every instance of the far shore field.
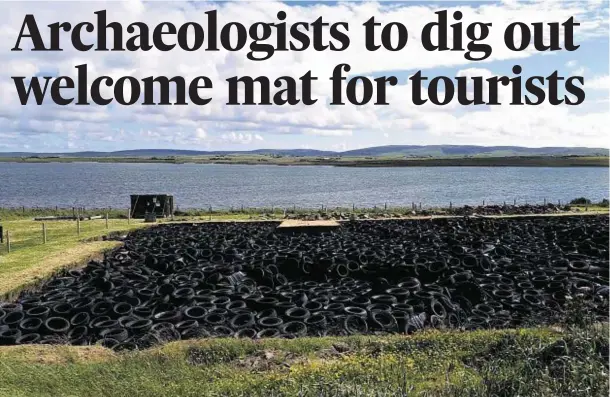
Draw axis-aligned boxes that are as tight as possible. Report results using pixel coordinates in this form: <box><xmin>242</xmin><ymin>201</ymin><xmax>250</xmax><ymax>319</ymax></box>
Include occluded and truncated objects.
<box><xmin>0</xmin><ymin>154</ymin><xmax>608</xmax><ymax>167</ymax></box>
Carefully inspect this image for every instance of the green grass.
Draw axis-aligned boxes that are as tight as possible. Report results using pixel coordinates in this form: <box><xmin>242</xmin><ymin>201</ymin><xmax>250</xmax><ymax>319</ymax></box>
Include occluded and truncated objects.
<box><xmin>0</xmin><ymin>218</ymin><xmax>148</xmax><ymax>297</ymax></box>
<box><xmin>0</xmin><ymin>218</ymin><xmax>147</xmax><ymax>254</ymax></box>
<box><xmin>0</xmin><ymin>207</ymin><xmax>130</xmax><ymax>221</ymax></box>
<box><xmin>0</xmin><ymin>325</ymin><xmax>606</xmax><ymax>397</ymax></box>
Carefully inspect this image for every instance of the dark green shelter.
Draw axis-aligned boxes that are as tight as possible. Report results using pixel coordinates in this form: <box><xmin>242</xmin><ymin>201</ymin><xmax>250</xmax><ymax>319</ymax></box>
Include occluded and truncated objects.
<box><xmin>130</xmin><ymin>194</ymin><xmax>174</xmax><ymax>219</ymax></box>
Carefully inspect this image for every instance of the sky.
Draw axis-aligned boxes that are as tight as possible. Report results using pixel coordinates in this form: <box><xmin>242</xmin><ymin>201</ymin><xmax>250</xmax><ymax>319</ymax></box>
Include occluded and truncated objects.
<box><xmin>0</xmin><ymin>0</ymin><xmax>608</xmax><ymax>152</ymax></box>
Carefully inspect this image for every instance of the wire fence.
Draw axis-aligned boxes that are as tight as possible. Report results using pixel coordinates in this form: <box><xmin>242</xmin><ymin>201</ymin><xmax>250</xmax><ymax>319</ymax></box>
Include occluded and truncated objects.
<box><xmin>1</xmin><ymin>196</ymin><xmax>608</xmax><ymax>216</ymax></box>
<box><xmin>0</xmin><ymin>217</ymin><xmax>140</xmax><ymax>256</ymax></box>
<box><xmin>170</xmin><ymin>196</ymin><xmax>607</xmax><ymax>215</ymax></box>
<box><xmin>0</xmin><ymin>197</ymin><xmax>607</xmax><ymax>257</ymax></box>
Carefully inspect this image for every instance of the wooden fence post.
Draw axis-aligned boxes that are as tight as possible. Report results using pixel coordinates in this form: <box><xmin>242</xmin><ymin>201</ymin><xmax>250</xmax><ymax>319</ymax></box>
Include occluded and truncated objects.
<box><xmin>77</xmin><ymin>218</ymin><xmax>81</xmax><ymax>236</ymax></box>
<box><xmin>42</xmin><ymin>223</ymin><xmax>47</xmax><ymax>244</ymax></box>
<box><xmin>6</xmin><ymin>231</ymin><xmax>10</xmax><ymax>253</ymax></box>
<box><xmin>127</xmin><ymin>208</ymin><xmax>131</xmax><ymax>224</ymax></box>
<box><xmin>105</xmin><ymin>213</ymin><xmax>109</xmax><ymax>229</ymax></box>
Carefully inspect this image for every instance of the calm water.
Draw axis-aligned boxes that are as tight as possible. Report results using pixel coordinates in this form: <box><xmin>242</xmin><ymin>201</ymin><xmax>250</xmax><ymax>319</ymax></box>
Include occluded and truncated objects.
<box><xmin>0</xmin><ymin>163</ymin><xmax>607</xmax><ymax>209</ymax></box>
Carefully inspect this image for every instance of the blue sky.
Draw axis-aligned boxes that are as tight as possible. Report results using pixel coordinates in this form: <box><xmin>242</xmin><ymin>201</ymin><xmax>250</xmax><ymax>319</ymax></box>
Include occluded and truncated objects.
<box><xmin>0</xmin><ymin>0</ymin><xmax>608</xmax><ymax>152</ymax></box>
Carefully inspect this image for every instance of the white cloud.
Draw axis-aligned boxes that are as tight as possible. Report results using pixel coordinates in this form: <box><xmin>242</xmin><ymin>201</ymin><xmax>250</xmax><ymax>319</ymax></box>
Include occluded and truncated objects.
<box><xmin>303</xmin><ymin>128</ymin><xmax>353</xmax><ymax>137</ymax></box>
<box><xmin>574</xmin><ymin>67</ymin><xmax>586</xmax><ymax>75</ymax></box>
<box><xmin>588</xmin><ymin>75</ymin><xmax>610</xmax><ymax>90</ymax></box>
<box><xmin>220</xmin><ymin>132</ymin><xmax>264</xmax><ymax>145</ymax></box>
<box><xmin>195</xmin><ymin>128</ymin><xmax>207</xmax><ymax>140</ymax></box>
<box><xmin>331</xmin><ymin>142</ymin><xmax>349</xmax><ymax>151</ymax></box>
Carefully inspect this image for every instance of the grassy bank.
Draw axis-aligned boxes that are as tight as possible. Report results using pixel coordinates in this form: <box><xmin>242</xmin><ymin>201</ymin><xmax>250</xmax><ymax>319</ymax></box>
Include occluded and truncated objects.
<box><xmin>0</xmin><ymin>218</ymin><xmax>147</xmax><ymax>297</ymax></box>
<box><xmin>0</xmin><ymin>154</ymin><xmax>607</xmax><ymax>167</ymax></box>
<box><xmin>0</xmin><ymin>326</ymin><xmax>606</xmax><ymax>397</ymax></box>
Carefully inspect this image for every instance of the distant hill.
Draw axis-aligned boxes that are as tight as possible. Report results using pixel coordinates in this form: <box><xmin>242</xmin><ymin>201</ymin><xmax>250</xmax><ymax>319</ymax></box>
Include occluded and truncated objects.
<box><xmin>0</xmin><ymin>145</ymin><xmax>607</xmax><ymax>158</ymax></box>
<box><xmin>340</xmin><ymin>145</ymin><xmax>609</xmax><ymax>157</ymax></box>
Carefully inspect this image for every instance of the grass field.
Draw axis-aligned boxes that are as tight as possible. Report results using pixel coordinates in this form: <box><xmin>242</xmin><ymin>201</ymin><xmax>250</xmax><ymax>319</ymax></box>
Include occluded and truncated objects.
<box><xmin>0</xmin><ymin>154</ymin><xmax>607</xmax><ymax>167</ymax></box>
<box><xmin>0</xmin><ymin>218</ymin><xmax>147</xmax><ymax>297</ymax></box>
<box><xmin>0</xmin><ymin>211</ymin><xmax>607</xmax><ymax>396</ymax></box>
<box><xmin>0</xmin><ymin>325</ymin><xmax>606</xmax><ymax>397</ymax></box>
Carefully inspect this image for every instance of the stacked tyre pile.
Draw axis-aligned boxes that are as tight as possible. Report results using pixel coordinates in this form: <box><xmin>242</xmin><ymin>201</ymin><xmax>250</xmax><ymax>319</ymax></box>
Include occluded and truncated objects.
<box><xmin>0</xmin><ymin>216</ymin><xmax>607</xmax><ymax>350</ymax></box>
<box><xmin>444</xmin><ymin>203</ymin><xmax>566</xmax><ymax>216</ymax></box>
<box><xmin>286</xmin><ymin>203</ymin><xmax>571</xmax><ymax>220</ymax></box>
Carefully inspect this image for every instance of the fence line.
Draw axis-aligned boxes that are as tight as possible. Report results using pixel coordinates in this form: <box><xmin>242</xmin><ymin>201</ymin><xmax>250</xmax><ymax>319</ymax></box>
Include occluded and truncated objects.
<box><xmin>1</xmin><ymin>198</ymin><xmax>606</xmax><ymax>257</ymax></box>
<box><xmin>0</xmin><ymin>196</ymin><xmax>607</xmax><ymax>215</ymax></box>
<box><xmin>0</xmin><ymin>216</ymin><xmax>137</xmax><ymax>256</ymax></box>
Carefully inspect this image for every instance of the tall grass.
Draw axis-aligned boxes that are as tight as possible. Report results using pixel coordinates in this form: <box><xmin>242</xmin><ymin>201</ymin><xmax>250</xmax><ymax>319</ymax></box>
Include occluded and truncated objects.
<box><xmin>0</xmin><ymin>323</ymin><xmax>605</xmax><ymax>396</ymax></box>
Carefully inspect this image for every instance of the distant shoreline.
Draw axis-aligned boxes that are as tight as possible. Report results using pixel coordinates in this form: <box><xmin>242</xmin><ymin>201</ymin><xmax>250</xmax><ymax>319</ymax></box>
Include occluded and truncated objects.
<box><xmin>0</xmin><ymin>155</ymin><xmax>607</xmax><ymax>167</ymax></box>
